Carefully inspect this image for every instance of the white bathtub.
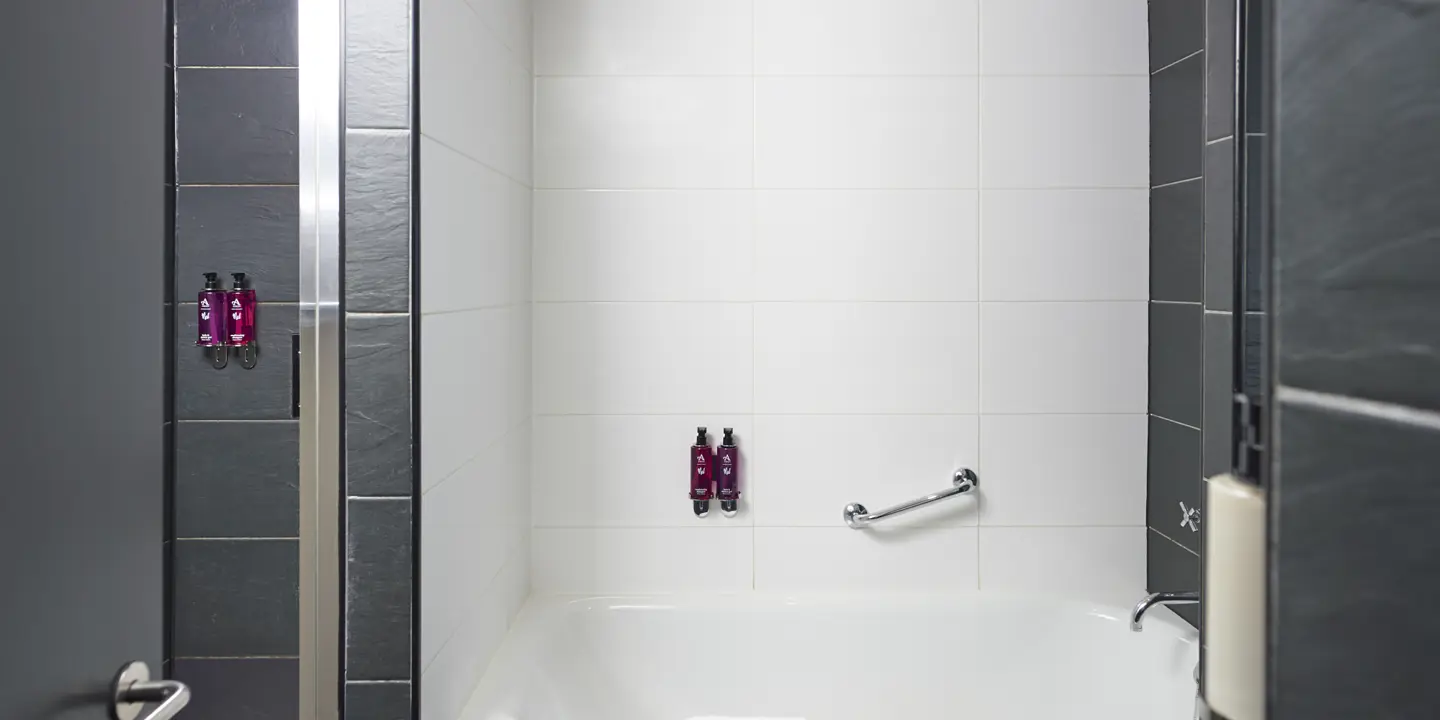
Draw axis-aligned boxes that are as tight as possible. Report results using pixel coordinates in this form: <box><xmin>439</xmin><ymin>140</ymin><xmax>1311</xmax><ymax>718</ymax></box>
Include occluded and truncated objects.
<box><xmin>457</xmin><ymin>593</ymin><xmax>1199</xmax><ymax>720</ymax></box>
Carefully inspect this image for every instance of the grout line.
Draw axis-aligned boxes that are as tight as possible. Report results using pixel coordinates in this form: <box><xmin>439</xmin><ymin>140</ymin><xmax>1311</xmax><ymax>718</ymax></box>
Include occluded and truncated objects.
<box><xmin>174</xmin><ymin>655</ymin><xmax>301</xmax><ymax>660</ymax></box>
<box><xmin>346</xmin><ymin>680</ymin><xmax>411</xmax><ymax>685</ymax></box>
<box><xmin>1151</xmin><ymin>527</ymin><xmax>1200</xmax><ymax>557</ymax></box>
<box><xmin>348</xmin><ymin>496</ymin><xmax>413</xmax><ymax>502</ymax></box>
<box><xmin>347</xmin><ymin>311</ymin><xmax>411</xmax><ymax>318</ymax></box>
<box><xmin>175</xmin><ymin>537</ymin><xmax>299</xmax><ymax>541</ymax></box>
<box><xmin>419</xmin><ymin>132</ymin><xmax>529</xmax><ymax>187</ymax></box>
<box><xmin>177</xmin><ymin>183</ymin><xmax>300</xmax><ymax>188</ymax></box>
<box><xmin>975</xmin><ymin>0</ymin><xmax>985</xmax><ymax>593</ymax></box>
<box><xmin>1151</xmin><ymin>176</ymin><xmax>1202</xmax><ymax>190</ymax></box>
<box><xmin>533</xmin><ymin>299</ymin><xmax>1150</xmax><ymax>305</ymax></box>
<box><xmin>534</xmin><ymin>412</ymin><xmax>1150</xmax><ymax>418</ymax></box>
<box><xmin>533</xmin><ymin>524</ymin><xmax>1143</xmax><ymax>531</ymax></box>
<box><xmin>1207</xmin><ymin>135</ymin><xmax>1235</xmax><ymax>146</ymax></box>
<box><xmin>750</xmin><ymin>0</ymin><xmax>759</xmax><ymax>593</ymax></box>
<box><xmin>536</xmin><ymin>73</ymin><xmax>1151</xmax><ymax>79</ymax></box>
<box><xmin>1278</xmin><ymin>386</ymin><xmax>1440</xmax><ymax>433</ymax></box>
<box><xmin>1150</xmin><ymin>299</ymin><xmax>1203</xmax><ymax>306</ymax></box>
<box><xmin>177</xmin><ymin>419</ymin><xmax>298</xmax><ymax>424</ymax></box>
<box><xmin>177</xmin><ymin>65</ymin><xmax>298</xmax><ymax>70</ymax></box>
<box><xmin>535</xmin><ymin>186</ymin><xmax>1150</xmax><ymax>192</ymax></box>
<box><xmin>1203</xmin><ymin>309</ymin><xmax>1234</xmax><ymax>315</ymax></box>
<box><xmin>1153</xmin><ymin>414</ymin><xmax>1202</xmax><ymax>432</ymax></box>
<box><xmin>419</xmin><ymin>302</ymin><xmax>521</xmax><ymax>316</ymax></box>
<box><xmin>1151</xmin><ymin>49</ymin><xmax>1204</xmax><ymax>76</ymax></box>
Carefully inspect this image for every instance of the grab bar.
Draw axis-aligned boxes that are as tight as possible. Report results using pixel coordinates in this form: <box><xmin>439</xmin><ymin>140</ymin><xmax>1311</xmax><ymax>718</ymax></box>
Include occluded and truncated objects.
<box><xmin>843</xmin><ymin>468</ymin><xmax>979</xmax><ymax>529</ymax></box>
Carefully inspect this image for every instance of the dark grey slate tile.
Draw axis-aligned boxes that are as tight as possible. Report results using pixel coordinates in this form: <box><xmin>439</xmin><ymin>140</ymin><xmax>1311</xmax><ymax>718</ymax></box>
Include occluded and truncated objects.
<box><xmin>1204</xmin><ymin>138</ymin><xmax>1235</xmax><ymax>311</ymax></box>
<box><xmin>1243</xmin><ymin>0</ymin><xmax>1269</xmax><ymax>134</ymax></box>
<box><xmin>1147</xmin><ymin>415</ymin><xmax>1202</xmax><ymax>553</ymax></box>
<box><xmin>1274</xmin><ymin>0</ymin><xmax>1440</xmax><ymax>412</ymax></box>
<box><xmin>175</xmin><ymin>421</ymin><xmax>299</xmax><ymax>538</ymax></box>
<box><xmin>347</xmin><ymin>499</ymin><xmax>413</xmax><ymax>681</ymax></box>
<box><xmin>346</xmin><ymin>131</ymin><xmax>411</xmax><ymax>313</ymax></box>
<box><xmin>346</xmin><ymin>683</ymin><xmax>412</xmax><ymax>720</ymax></box>
<box><xmin>1242</xmin><ymin>311</ymin><xmax>1265</xmax><ymax>398</ymax></box>
<box><xmin>1274</xmin><ymin>402</ymin><xmax>1440</xmax><ymax>720</ymax></box>
<box><xmin>1202</xmin><ymin>313</ymin><xmax>1234</xmax><ymax>478</ymax></box>
<box><xmin>1149</xmin><ymin>302</ymin><xmax>1203</xmax><ymax>427</ymax></box>
<box><xmin>176</xmin><ymin>0</ymin><xmax>297</xmax><ymax>67</ymax></box>
<box><xmin>1150</xmin><ymin>178</ymin><xmax>1204</xmax><ymax>303</ymax></box>
<box><xmin>1205</xmin><ymin>0</ymin><xmax>1237</xmax><ymax>141</ymax></box>
<box><xmin>176</xmin><ymin>304</ymin><xmax>298</xmax><ymax>419</ymax></box>
<box><xmin>177</xmin><ymin>186</ymin><xmax>300</xmax><ymax>302</ymax></box>
<box><xmin>346</xmin><ymin>315</ymin><xmax>412</xmax><ymax>496</ymax></box>
<box><xmin>173</xmin><ymin>658</ymin><xmax>298</xmax><ymax>720</ymax></box>
<box><xmin>1243</xmin><ymin>135</ymin><xmax>1266</xmax><ymax>312</ymax></box>
<box><xmin>177</xmin><ymin>68</ymin><xmax>298</xmax><ymax>184</ymax></box>
<box><xmin>1146</xmin><ymin>528</ymin><xmax>1199</xmax><ymax>627</ymax></box>
<box><xmin>1150</xmin><ymin>0</ymin><xmax>1206</xmax><ymax>72</ymax></box>
<box><xmin>1151</xmin><ymin>53</ymin><xmax>1205</xmax><ymax>187</ymax></box>
<box><xmin>173</xmin><ymin>539</ymin><xmax>299</xmax><ymax>656</ymax></box>
<box><xmin>347</xmin><ymin>0</ymin><xmax>410</xmax><ymax>129</ymax></box>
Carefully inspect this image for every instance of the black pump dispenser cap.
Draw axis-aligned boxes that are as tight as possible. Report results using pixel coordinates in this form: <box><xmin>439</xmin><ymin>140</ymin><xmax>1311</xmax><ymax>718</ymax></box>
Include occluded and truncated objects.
<box><xmin>695</xmin><ymin>427</ymin><xmax>708</xmax><ymax>446</ymax></box>
<box><xmin>231</xmin><ymin>272</ymin><xmax>247</xmax><ymax>289</ymax></box>
<box><xmin>693</xmin><ymin>500</ymin><xmax>710</xmax><ymax>518</ymax></box>
<box><xmin>203</xmin><ymin>272</ymin><xmax>222</xmax><ymax>290</ymax></box>
<box><xmin>722</xmin><ymin>428</ymin><xmax>735</xmax><ymax>447</ymax></box>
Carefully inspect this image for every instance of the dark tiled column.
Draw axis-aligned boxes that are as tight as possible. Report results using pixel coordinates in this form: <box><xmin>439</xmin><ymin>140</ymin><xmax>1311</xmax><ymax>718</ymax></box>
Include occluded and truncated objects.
<box><xmin>171</xmin><ymin>0</ymin><xmax>301</xmax><ymax>716</ymax></box>
<box><xmin>344</xmin><ymin>0</ymin><xmax>416</xmax><ymax>716</ymax></box>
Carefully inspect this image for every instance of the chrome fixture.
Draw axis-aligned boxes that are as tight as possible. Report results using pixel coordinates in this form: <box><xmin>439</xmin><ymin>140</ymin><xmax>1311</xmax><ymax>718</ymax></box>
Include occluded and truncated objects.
<box><xmin>843</xmin><ymin>468</ymin><xmax>979</xmax><ymax>529</ymax></box>
<box><xmin>1131</xmin><ymin>591</ymin><xmax>1200</xmax><ymax>631</ymax></box>
<box><xmin>111</xmin><ymin>661</ymin><xmax>190</xmax><ymax>720</ymax></box>
<box><xmin>1180</xmin><ymin>501</ymin><xmax>1201</xmax><ymax>532</ymax></box>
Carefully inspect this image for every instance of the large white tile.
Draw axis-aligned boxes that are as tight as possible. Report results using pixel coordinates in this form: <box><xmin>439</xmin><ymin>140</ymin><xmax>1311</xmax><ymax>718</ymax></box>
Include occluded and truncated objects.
<box><xmin>980</xmin><ymin>0</ymin><xmax>1148</xmax><ymax>76</ymax></box>
<box><xmin>507</xmin><ymin>305</ymin><xmax>532</xmax><ymax>429</ymax></box>
<box><xmin>981</xmin><ymin>189</ymin><xmax>1149</xmax><ymax>301</ymax></box>
<box><xmin>421</xmin><ymin>137</ymin><xmax>515</xmax><ymax>313</ymax></box>
<box><xmin>508</xmin><ymin>179</ymin><xmax>533</xmax><ymax>306</ymax></box>
<box><xmin>533</xmin><ymin>415</ymin><xmax>755</xmax><ymax>528</ymax></box>
<box><xmin>532</xmin><ymin>528</ymin><xmax>754</xmax><ymax>593</ymax></box>
<box><xmin>754</xmin><ymin>302</ymin><xmax>979</xmax><ymax>414</ymax></box>
<box><xmin>535</xmin><ymin>0</ymin><xmax>752</xmax><ymax>76</ymax></box>
<box><xmin>754</xmin><ymin>0</ymin><xmax>978</xmax><ymax>76</ymax></box>
<box><xmin>421</xmin><ymin>308</ymin><xmax>518</xmax><ymax>488</ymax></box>
<box><xmin>535</xmin><ymin>77</ymin><xmax>754</xmax><ymax>189</ymax></box>
<box><xmin>980</xmin><ymin>302</ymin><xmax>1146</xmax><ymax>414</ymax></box>
<box><xmin>755</xmin><ymin>190</ymin><xmax>979</xmax><ymax>301</ymax></box>
<box><xmin>421</xmin><ymin>0</ymin><xmax>528</xmax><ymax>178</ymax></box>
<box><xmin>467</xmin><ymin>0</ymin><xmax>533</xmax><ymax>67</ymax></box>
<box><xmin>533</xmin><ymin>303</ymin><xmax>754</xmax><ymax>414</ymax></box>
<box><xmin>981</xmin><ymin>77</ymin><xmax>1148</xmax><ymax>189</ymax></box>
<box><xmin>752</xmin><ymin>415</ymin><xmax>979</xmax><ymax>527</ymax></box>
<box><xmin>534</xmin><ymin>190</ymin><xmax>754</xmax><ymax>301</ymax></box>
<box><xmin>754</xmin><ymin>527</ymin><xmax>978</xmax><ymax>592</ymax></box>
<box><xmin>755</xmin><ymin>78</ymin><xmax>979</xmax><ymax>189</ymax></box>
<box><xmin>978</xmin><ymin>527</ymin><xmax>1146</xmax><ymax>607</ymax></box>
<box><xmin>978</xmin><ymin>415</ymin><xmax>1147</xmax><ymax>526</ymax></box>
<box><xmin>421</xmin><ymin>584</ymin><xmax>508</xmax><ymax>719</ymax></box>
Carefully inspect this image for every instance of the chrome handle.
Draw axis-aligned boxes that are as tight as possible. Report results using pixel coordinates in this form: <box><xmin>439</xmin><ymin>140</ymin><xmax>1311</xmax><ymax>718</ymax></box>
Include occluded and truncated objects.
<box><xmin>111</xmin><ymin>662</ymin><xmax>190</xmax><ymax>720</ymax></box>
<box><xmin>843</xmin><ymin>468</ymin><xmax>979</xmax><ymax>529</ymax></box>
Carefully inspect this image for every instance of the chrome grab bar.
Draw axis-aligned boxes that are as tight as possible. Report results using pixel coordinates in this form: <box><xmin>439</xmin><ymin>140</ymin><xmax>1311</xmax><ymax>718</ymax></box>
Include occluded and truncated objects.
<box><xmin>843</xmin><ymin>469</ymin><xmax>979</xmax><ymax>529</ymax></box>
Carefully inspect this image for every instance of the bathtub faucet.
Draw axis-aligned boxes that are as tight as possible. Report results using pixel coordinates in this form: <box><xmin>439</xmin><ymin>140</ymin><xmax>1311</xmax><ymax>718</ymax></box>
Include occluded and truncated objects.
<box><xmin>1130</xmin><ymin>591</ymin><xmax>1199</xmax><ymax>631</ymax></box>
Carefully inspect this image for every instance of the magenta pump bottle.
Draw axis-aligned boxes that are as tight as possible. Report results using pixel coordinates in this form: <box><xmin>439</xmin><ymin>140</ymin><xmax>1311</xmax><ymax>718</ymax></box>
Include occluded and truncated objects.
<box><xmin>226</xmin><ymin>272</ymin><xmax>258</xmax><ymax>369</ymax></box>
<box><xmin>690</xmin><ymin>427</ymin><xmax>713</xmax><ymax>517</ymax></box>
<box><xmin>196</xmin><ymin>272</ymin><xmax>228</xmax><ymax>369</ymax></box>
<box><xmin>717</xmin><ymin>428</ymin><xmax>740</xmax><ymax>517</ymax></box>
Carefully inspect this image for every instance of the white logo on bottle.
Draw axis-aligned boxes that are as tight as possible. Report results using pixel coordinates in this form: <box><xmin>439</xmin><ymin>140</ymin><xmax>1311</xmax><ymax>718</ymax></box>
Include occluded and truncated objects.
<box><xmin>201</xmin><ymin>311</ymin><xmax>210</xmax><ymax>320</ymax></box>
<box><xmin>200</xmin><ymin>298</ymin><xmax>210</xmax><ymax>309</ymax></box>
<box><xmin>231</xmin><ymin>298</ymin><xmax>241</xmax><ymax>309</ymax></box>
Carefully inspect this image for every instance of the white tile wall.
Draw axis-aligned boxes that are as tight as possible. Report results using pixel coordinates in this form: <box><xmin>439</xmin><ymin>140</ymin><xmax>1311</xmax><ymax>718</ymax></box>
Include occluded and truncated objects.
<box><xmin>420</xmin><ymin>0</ymin><xmax>533</xmax><ymax>716</ymax></box>
<box><xmin>529</xmin><ymin>0</ymin><xmax>1148</xmax><ymax>601</ymax></box>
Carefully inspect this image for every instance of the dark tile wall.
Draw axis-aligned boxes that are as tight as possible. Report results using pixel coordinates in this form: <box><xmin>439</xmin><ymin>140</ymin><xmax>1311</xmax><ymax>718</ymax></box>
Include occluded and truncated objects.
<box><xmin>1271</xmin><ymin>1</ymin><xmax>1440</xmax><ymax>717</ymax></box>
<box><xmin>344</xmin><ymin>0</ymin><xmax>415</xmax><ymax>715</ymax></box>
<box><xmin>171</xmin><ymin>1</ymin><xmax>300</xmax><ymax>717</ymax></box>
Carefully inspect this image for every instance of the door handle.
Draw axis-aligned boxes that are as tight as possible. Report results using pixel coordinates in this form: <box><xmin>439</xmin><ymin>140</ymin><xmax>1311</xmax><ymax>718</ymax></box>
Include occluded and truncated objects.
<box><xmin>111</xmin><ymin>661</ymin><xmax>190</xmax><ymax>720</ymax></box>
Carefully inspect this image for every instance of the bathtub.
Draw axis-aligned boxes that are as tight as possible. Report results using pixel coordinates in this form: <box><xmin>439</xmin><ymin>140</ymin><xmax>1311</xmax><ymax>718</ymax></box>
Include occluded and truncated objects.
<box><xmin>457</xmin><ymin>593</ymin><xmax>1199</xmax><ymax>720</ymax></box>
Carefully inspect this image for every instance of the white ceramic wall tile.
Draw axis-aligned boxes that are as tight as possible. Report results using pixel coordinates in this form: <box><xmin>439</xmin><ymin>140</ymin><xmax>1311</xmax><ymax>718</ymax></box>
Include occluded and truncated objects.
<box><xmin>467</xmin><ymin>0</ymin><xmax>533</xmax><ymax>68</ymax></box>
<box><xmin>753</xmin><ymin>415</ymin><xmax>979</xmax><ymax>527</ymax></box>
<box><xmin>532</xmin><ymin>415</ymin><xmax>755</xmax><ymax>528</ymax></box>
<box><xmin>754</xmin><ymin>0</ymin><xmax>978</xmax><ymax>76</ymax></box>
<box><xmin>508</xmin><ymin>179</ymin><xmax>534</xmax><ymax>306</ymax></box>
<box><xmin>532</xmin><ymin>528</ymin><xmax>754</xmax><ymax>593</ymax></box>
<box><xmin>980</xmin><ymin>0</ymin><xmax>1148</xmax><ymax>76</ymax></box>
<box><xmin>754</xmin><ymin>527</ymin><xmax>979</xmax><ymax>592</ymax></box>
<box><xmin>978</xmin><ymin>415</ymin><xmax>1147</xmax><ymax>527</ymax></box>
<box><xmin>754</xmin><ymin>302</ymin><xmax>979</xmax><ymax>414</ymax></box>
<box><xmin>533</xmin><ymin>303</ymin><xmax>754</xmax><ymax>415</ymax></box>
<box><xmin>420</xmin><ymin>0</ymin><xmax>527</xmax><ymax>178</ymax></box>
<box><xmin>421</xmin><ymin>307</ymin><xmax>517</xmax><ymax>490</ymax></box>
<box><xmin>980</xmin><ymin>302</ymin><xmax>1146</xmax><ymax>414</ymax></box>
<box><xmin>980</xmin><ymin>189</ymin><xmax>1148</xmax><ymax>301</ymax></box>
<box><xmin>504</xmin><ymin>59</ymin><xmax>535</xmax><ymax>185</ymax></box>
<box><xmin>755</xmin><ymin>77</ymin><xmax>979</xmax><ymax>189</ymax></box>
<box><xmin>507</xmin><ymin>305</ymin><xmax>533</xmax><ymax>428</ymax></box>
<box><xmin>535</xmin><ymin>77</ymin><xmax>754</xmax><ymax>189</ymax></box>
<box><xmin>978</xmin><ymin>527</ymin><xmax>1146</xmax><ymax>607</ymax></box>
<box><xmin>420</xmin><ymin>585</ymin><xmax>508</xmax><ymax>719</ymax></box>
<box><xmin>535</xmin><ymin>0</ymin><xmax>752</xmax><ymax>76</ymax></box>
<box><xmin>534</xmin><ymin>190</ymin><xmax>754</xmax><ymax>301</ymax></box>
<box><xmin>980</xmin><ymin>77</ymin><xmax>1148</xmax><ymax>189</ymax></box>
<box><xmin>754</xmin><ymin>190</ymin><xmax>979</xmax><ymax>301</ymax></box>
<box><xmin>421</xmin><ymin>137</ymin><xmax>515</xmax><ymax>313</ymax></box>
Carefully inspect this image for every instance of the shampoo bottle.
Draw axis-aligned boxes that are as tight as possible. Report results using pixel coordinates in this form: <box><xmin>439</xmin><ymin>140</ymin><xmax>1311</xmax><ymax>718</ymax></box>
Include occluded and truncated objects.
<box><xmin>690</xmin><ymin>427</ymin><xmax>713</xmax><ymax>518</ymax></box>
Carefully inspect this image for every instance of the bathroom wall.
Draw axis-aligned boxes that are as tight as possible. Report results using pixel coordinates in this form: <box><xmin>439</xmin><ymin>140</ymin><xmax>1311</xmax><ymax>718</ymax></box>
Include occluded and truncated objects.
<box><xmin>531</xmin><ymin>0</ymin><xmax>1150</xmax><ymax>604</ymax></box>
<box><xmin>1270</xmin><ymin>1</ymin><xmax>1440</xmax><ymax>717</ymax></box>
<box><xmin>417</xmin><ymin>0</ymin><xmax>533</xmax><ymax>718</ymax></box>
<box><xmin>170</xmin><ymin>1</ymin><xmax>303</xmax><ymax>716</ymax></box>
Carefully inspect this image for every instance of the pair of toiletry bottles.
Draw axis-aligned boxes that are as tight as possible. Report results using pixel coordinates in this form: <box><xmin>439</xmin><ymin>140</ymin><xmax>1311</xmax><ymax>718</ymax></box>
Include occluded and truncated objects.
<box><xmin>196</xmin><ymin>272</ymin><xmax>257</xmax><ymax>369</ymax></box>
<box><xmin>690</xmin><ymin>427</ymin><xmax>740</xmax><ymax>518</ymax></box>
